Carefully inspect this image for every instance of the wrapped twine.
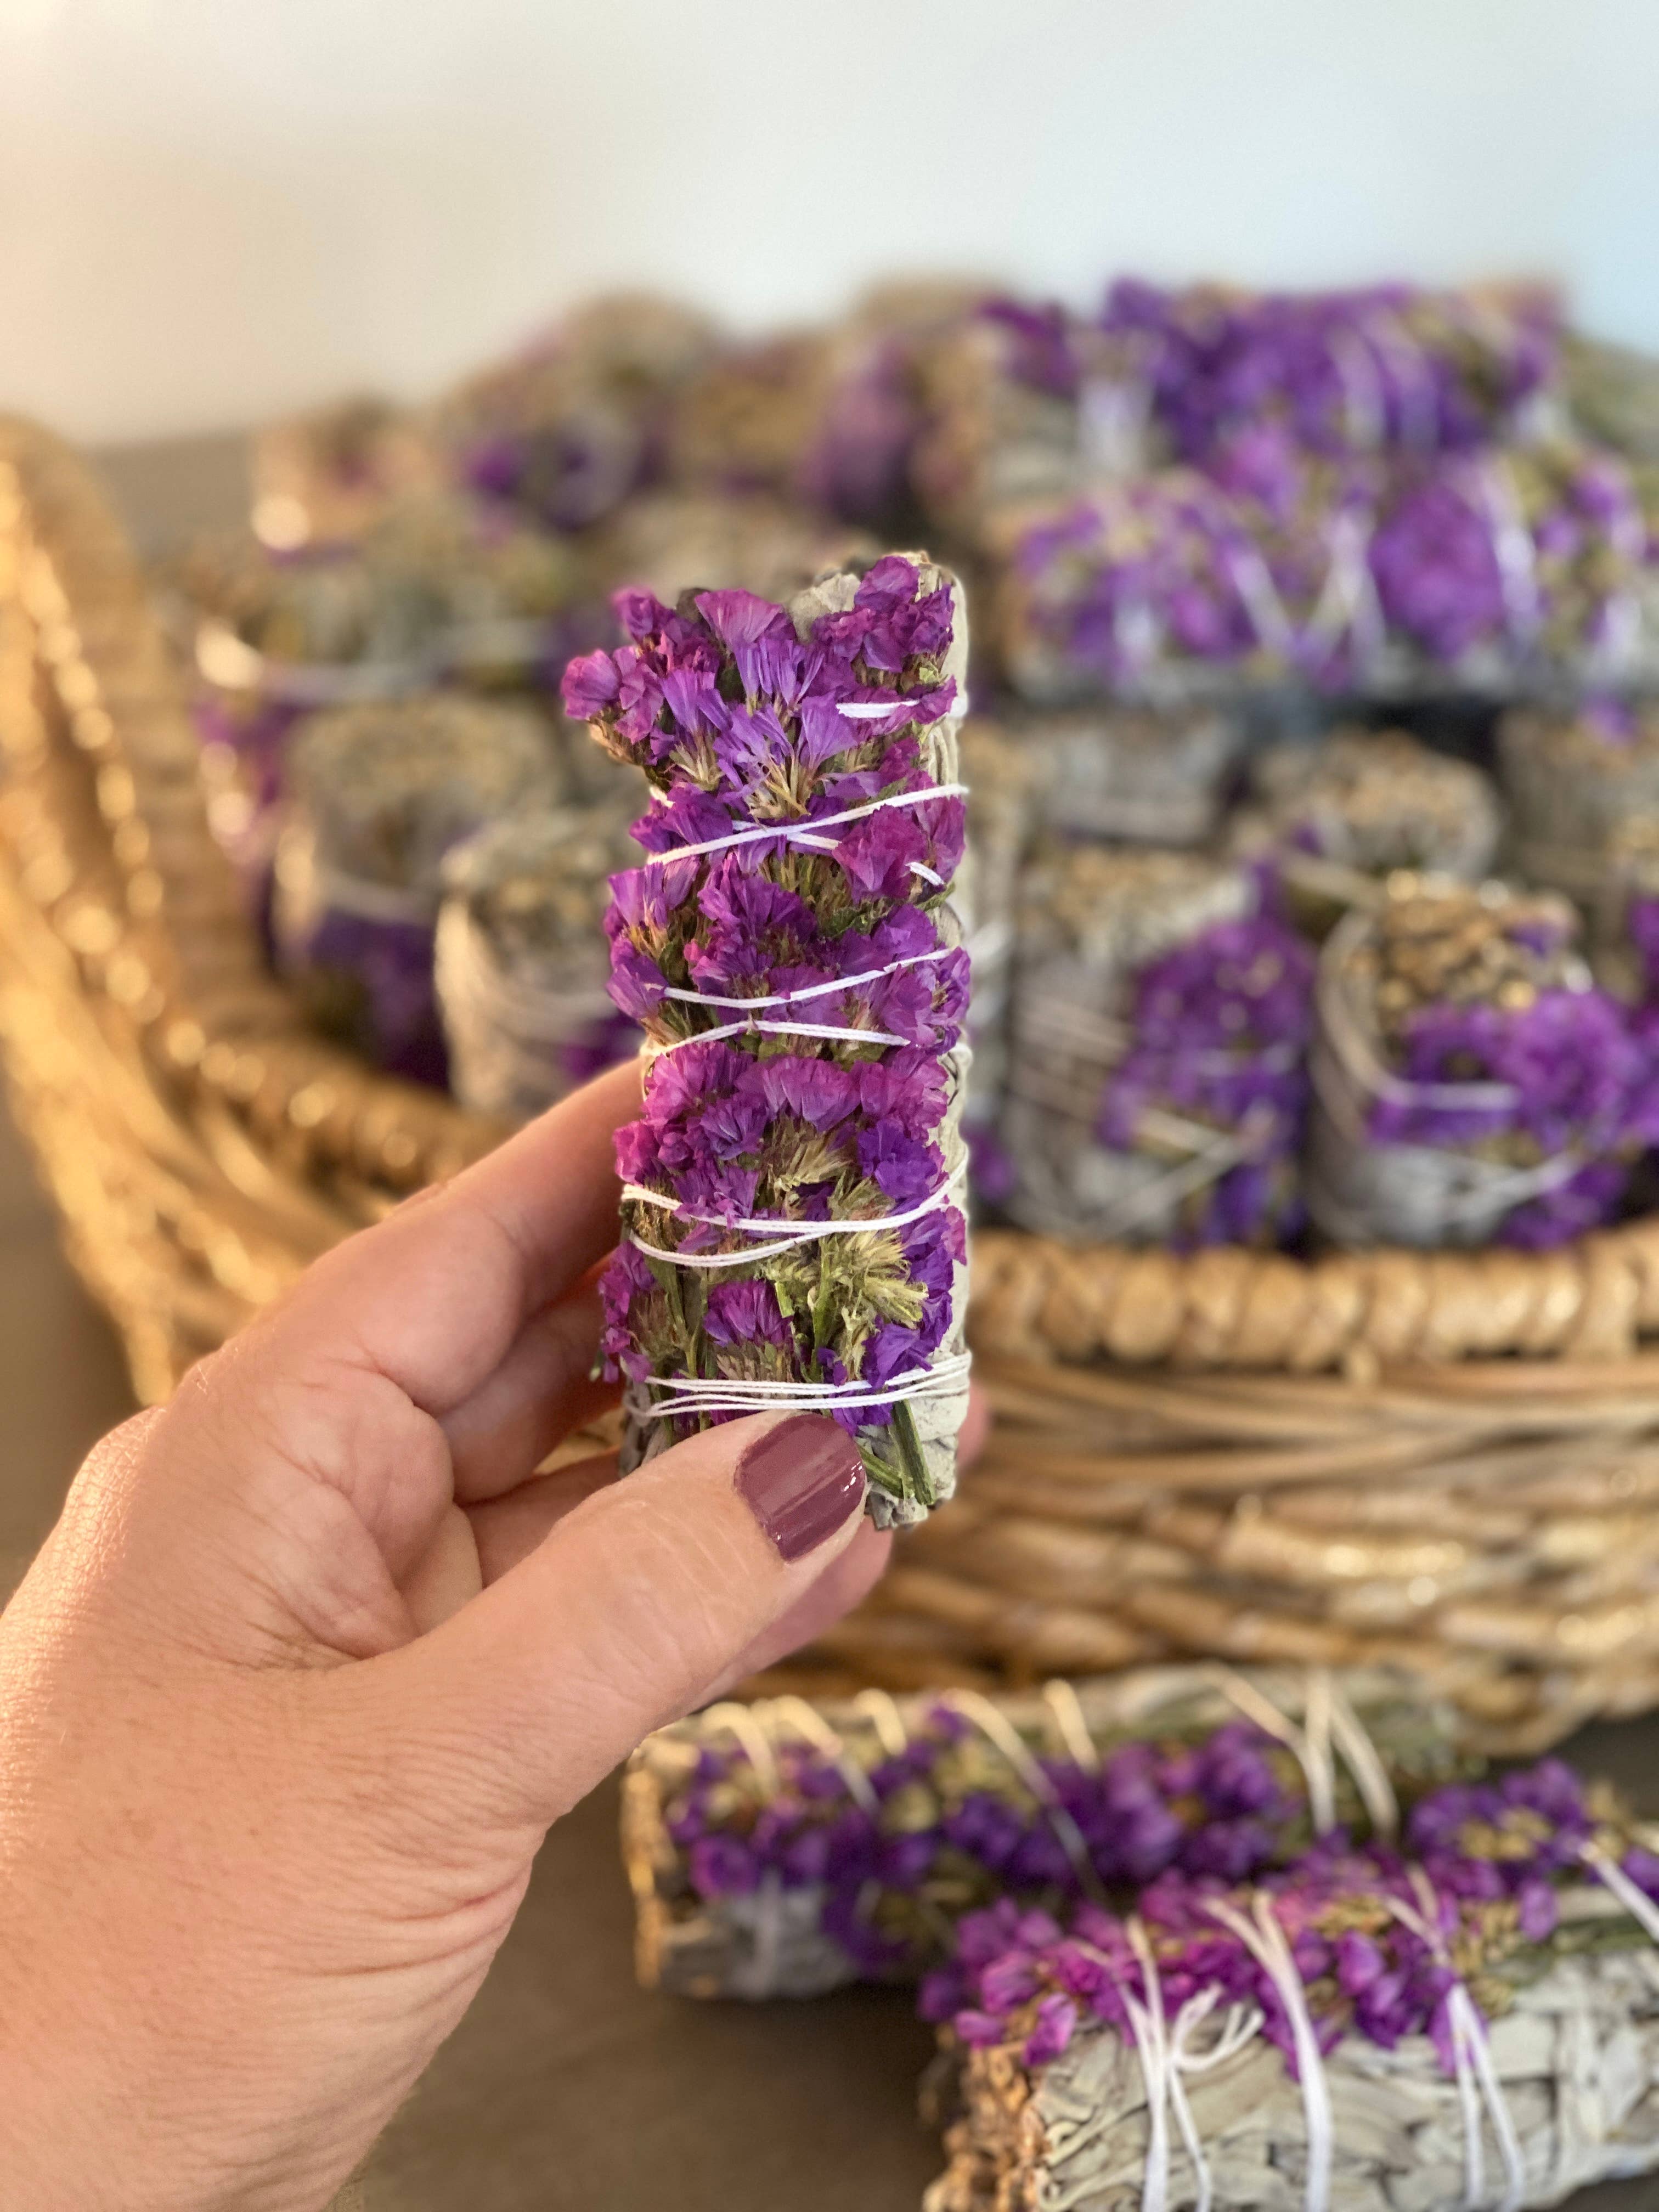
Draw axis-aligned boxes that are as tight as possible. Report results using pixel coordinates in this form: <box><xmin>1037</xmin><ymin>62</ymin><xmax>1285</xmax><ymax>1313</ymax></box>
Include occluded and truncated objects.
<box><xmin>1306</xmin><ymin>877</ymin><xmax>1659</xmax><ymax>1252</ymax></box>
<box><xmin>623</xmin><ymin>1668</ymin><xmax>1470</xmax><ymax>2002</ymax></box>
<box><xmin>436</xmin><ymin>808</ymin><xmax>643</xmax><ymax>1121</ymax></box>
<box><xmin>925</xmin><ymin>1757</ymin><xmax>1659</xmax><ymax>2212</ymax></box>
<box><xmin>999</xmin><ymin>849</ymin><xmax>1313</xmax><ymax>1249</ymax></box>
<box><xmin>564</xmin><ymin>555</ymin><xmax>973</xmax><ymax>1524</ymax></box>
<box><xmin>272</xmin><ymin>696</ymin><xmax>561</xmax><ymax>1086</ymax></box>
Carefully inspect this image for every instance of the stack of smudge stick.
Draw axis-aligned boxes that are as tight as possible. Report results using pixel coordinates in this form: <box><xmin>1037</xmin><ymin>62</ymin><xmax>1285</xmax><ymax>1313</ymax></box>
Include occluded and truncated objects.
<box><xmin>626</xmin><ymin>1666</ymin><xmax>1659</xmax><ymax>2209</ymax></box>
<box><xmin>164</xmin><ymin>281</ymin><xmax>1659</xmax><ymax>1265</ymax></box>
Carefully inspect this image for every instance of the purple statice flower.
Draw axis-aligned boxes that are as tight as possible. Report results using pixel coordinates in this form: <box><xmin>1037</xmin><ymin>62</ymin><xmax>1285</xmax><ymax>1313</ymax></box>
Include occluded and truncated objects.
<box><xmin>939</xmin><ymin>1756</ymin><xmax>1632</xmax><ymax>2076</ymax></box>
<box><xmin>689</xmin><ymin>1832</ymin><xmax>760</xmax><ymax>1898</ymax></box>
<box><xmin>1367</xmin><ymin>469</ymin><xmax>1508</xmax><ymax>661</ymax></box>
<box><xmin>1023</xmin><ymin>1994</ymin><xmax>1079</xmax><ymax>2066</ymax></box>
<box><xmin>702</xmin><ymin>1278</ymin><xmax>794</xmax><ymax>1353</ymax></box>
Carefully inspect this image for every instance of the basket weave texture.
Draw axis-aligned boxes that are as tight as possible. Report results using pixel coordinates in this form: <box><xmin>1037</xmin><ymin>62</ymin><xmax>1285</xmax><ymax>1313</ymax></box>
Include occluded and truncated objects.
<box><xmin>8</xmin><ymin>417</ymin><xmax>1659</xmax><ymax>1749</ymax></box>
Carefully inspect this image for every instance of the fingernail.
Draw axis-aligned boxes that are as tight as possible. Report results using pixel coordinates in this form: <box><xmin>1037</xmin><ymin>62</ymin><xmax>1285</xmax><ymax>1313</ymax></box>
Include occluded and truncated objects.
<box><xmin>735</xmin><ymin>1415</ymin><xmax>866</xmax><ymax>1562</ymax></box>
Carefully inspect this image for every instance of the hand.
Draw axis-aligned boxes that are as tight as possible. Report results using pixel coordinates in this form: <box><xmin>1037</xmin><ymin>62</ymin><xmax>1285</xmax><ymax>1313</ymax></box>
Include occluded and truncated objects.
<box><xmin>0</xmin><ymin>1063</ymin><xmax>912</xmax><ymax>2212</ymax></box>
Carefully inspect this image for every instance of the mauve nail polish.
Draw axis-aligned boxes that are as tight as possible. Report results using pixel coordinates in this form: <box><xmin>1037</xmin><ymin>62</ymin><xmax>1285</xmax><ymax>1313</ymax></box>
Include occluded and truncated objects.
<box><xmin>734</xmin><ymin>1415</ymin><xmax>866</xmax><ymax>1561</ymax></box>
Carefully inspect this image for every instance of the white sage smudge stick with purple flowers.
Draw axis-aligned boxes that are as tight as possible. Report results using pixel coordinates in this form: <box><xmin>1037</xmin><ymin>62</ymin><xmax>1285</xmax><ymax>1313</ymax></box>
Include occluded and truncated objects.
<box><xmin>1020</xmin><ymin>703</ymin><xmax>1247</xmax><ymax>850</ymax></box>
<box><xmin>562</xmin><ymin>555</ymin><xmax>973</xmax><ymax>1525</ymax></box>
<box><xmin>1242</xmin><ymin>730</ymin><xmax>1501</xmax><ymax>889</ymax></box>
<box><xmin>623</xmin><ymin>1668</ymin><xmax>1469</xmax><ymax>2002</ymax></box>
<box><xmin>925</xmin><ymin>1753</ymin><xmax>1659</xmax><ymax>2212</ymax></box>
<box><xmin>1307</xmin><ymin>877</ymin><xmax>1659</xmax><ymax>1252</ymax></box>
<box><xmin>999</xmin><ymin>848</ymin><xmax>1315</xmax><ymax>1249</ymax></box>
<box><xmin>272</xmin><ymin>695</ymin><xmax>562</xmax><ymax>1088</ymax></box>
<box><xmin>1499</xmin><ymin>698</ymin><xmax>1659</xmax><ymax>905</ymax></box>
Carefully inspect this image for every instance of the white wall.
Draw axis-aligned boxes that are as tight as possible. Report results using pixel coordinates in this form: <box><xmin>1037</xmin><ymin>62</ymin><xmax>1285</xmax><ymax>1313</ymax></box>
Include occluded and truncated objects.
<box><xmin>2</xmin><ymin>0</ymin><xmax>1657</xmax><ymax>444</ymax></box>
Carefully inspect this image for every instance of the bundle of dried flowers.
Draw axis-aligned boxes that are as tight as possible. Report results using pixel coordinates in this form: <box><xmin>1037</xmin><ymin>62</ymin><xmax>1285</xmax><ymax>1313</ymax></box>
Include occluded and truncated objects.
<box><xmin>563</xmin><ymin>555</ymin><xmax>973</xmax><ymax>1523</ymax></box>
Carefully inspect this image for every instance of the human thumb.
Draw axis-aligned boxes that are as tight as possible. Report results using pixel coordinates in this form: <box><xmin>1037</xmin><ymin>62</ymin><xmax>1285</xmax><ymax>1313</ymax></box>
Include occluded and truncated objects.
<box><xmin>377</xmin><ymin>1411</ymin><xmax>871</xmax><ymax>1834</ymax></box>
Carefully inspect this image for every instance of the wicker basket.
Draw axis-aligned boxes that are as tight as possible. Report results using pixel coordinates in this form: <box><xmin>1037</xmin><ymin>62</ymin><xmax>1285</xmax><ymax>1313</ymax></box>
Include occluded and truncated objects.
<box><xmin>9</xmin><ymin>416</ymin><xmax>1659</xmax><ymax>1751</ymax></box>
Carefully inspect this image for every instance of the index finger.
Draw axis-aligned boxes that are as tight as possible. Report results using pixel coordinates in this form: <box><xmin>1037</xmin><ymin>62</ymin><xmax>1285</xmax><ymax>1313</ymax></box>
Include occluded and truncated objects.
<box><xmin>253</xmin><ymin>1057</ymin><xmax>643</xmax><ymax>1414</ymax></box>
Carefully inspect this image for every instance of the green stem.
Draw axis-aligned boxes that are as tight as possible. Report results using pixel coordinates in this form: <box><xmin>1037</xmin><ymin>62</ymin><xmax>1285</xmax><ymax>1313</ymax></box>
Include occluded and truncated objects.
<box><xmin>889</xmin><ymin>1400</ymin><xmax>934</xmax><ymax>1510</ymax></box>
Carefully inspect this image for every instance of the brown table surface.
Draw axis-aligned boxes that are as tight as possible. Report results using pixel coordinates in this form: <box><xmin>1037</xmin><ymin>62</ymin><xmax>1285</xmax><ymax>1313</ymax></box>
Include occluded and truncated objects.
<box><xmin>2</xmin><ymin>433</ymin><xmax>1652</xmax><ymax>2210</ymax></box>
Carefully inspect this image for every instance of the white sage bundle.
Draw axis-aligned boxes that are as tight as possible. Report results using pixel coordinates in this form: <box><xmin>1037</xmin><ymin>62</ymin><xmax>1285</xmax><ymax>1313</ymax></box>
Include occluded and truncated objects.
<box><xmin>927</xmin><ymin>1755</ymin><xmax>1659</xmax><ymax>2212</ymax></box>
<box><xmin>623</xmin><ymin>1667</ymin><xmax>1468</xmax><ymax>2004</ymax></box>
<box><xmin>566</xmin><ymin>555</ymin><xmax>973</xmax><ymax>1525</ymax></box>
<box><xmin>273</xmin><ymin>696</ymin><xmax>561</xmax><ymax>1086</ymax></box>
<box><xmin>929</xmin><ymin>1940</ymin><xmax>1659</xmax><ymax>2212</ymax></box>
<box><xmin>1023</xmin><ymin>704</ymin><xmax>1247</xmax><ymax>849</ymax></box>
<box><xmin>1236</xmin><ymin>729</ymin><xmax>1502</xmax><ymax>921</ymax></box>
<box><xmin>1000</xmin><ymin>848</ymin><xmax>1314</xmax><ymax>1248</ymax></box>
<box><xmin>1306</xmin><ymin>877</ymin><xmax>1658</xmax><ymax>1253</ymax></box>
<box><xmin>436</xmin><ymin>808</ymin><xmax>644</xmax><ymax>1121</ymax></box>
<box><xmin>1499</xmin><ymin>699</ymin><xmax>1659</xmax><ymax>904</ymax></box>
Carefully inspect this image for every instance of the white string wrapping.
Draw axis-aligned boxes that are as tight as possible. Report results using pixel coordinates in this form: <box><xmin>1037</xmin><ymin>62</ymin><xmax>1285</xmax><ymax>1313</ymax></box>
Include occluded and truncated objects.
<box><xmin>1041</xmin><ymin>1679</ymin><xmax>1102</xmax><ymax>1774</ymax></box>
<box><xmin>637</xmin><ymin>781</ymin><xmax>968</xmax><ymax>868</ymax></box>
<box><xmin>1581</xmin><ymin>1841</ymin><xmax>1659</xmax><ymax>1945</ymax></box>
<box><xmin>1105</xmin><ymin>1917</ymin><xmax>1262</xmax><ymax>2212</ymax></box>
<box><xmin>703</xmin><ymin>1701</ymin><xmax>781</xmax><ymax>1796</ymax></box>
<box><xmin>851</xmin><ymin>1686</ymin><xmax>911</xmax><ymax>1762</ymax></box>
<box><xmin>640</xmin><ymin>1350</ymin><xmax>972</xmax><ymax>1423</ymax></box>
<box><xmin>1201</xmin><ymin>1892</ymin><xmax>1335</xmax><ymax>2212</ymax></box>
<box><xmin>660</xmin><ymin>945</ymin><xmax>955</xmax><ymax>1012</ymax></box>
<box><xmin>1386</xmin><ymin>1869</ymin><xmax>1528</xmax><ymax>2212</ymax></box>
<box><xmin>650</xmin><ymin>1013</ymin><xmax>919</xmax><ymax>1055</ymax></box>
<box><xmin>624</xmin><ymin>1154</ymin><xmax>969</xmax><ymax>1274</ymax></box>
<box><xmin>1205</xmin><ymin>1666</ymin><xmax>1400</xmax><ymax>1842</ymax></box>
<box><xmin>939</xmin><ymin>1689</ymin><xmax>1105</xmax><ymax>1903</ymax></box>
